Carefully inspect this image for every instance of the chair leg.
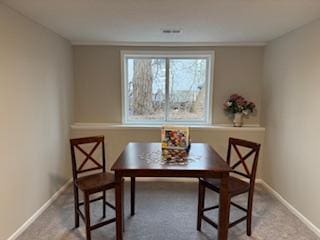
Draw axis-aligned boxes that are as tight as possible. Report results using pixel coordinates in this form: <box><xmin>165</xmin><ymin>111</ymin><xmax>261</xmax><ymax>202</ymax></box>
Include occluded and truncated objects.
<box><xmin>197</xmin><ymin>180</ymin><xmax>205</xmax><ymax>231</ymax></box>
<box><xmin>131</xmin><ymin>177</ymin><xmax>135</xmax><ymax>216</ymax></box>
<box><xmin>73</xmin><ymin>184</ymin><xmax>80</xmax><ymax>228</ymax></box>
<box><xmin>102</xmin><ymin>190</ymin><xmax>106</xmax><ymax>218</ymax></box>
<box><xmin>246</xmin><ymin>191</ymin><xmax>254</xmax><ymax>236</ymax></box>
<box><xmin>122</xmin><ymin>180</ymin><xmax>125</xmax><ymax>232</ymax></box>
<box><xmin>84</xmin><ymin>193</ymin><xmax>91</xmax><ymax>240</ymax></box>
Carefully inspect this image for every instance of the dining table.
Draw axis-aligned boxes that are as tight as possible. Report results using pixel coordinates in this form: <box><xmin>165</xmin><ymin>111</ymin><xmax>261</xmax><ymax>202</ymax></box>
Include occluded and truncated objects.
<box><xmin>111</xmin><ymin>142</ymin><xmax>232</xmax><ymax>240</ymax></box>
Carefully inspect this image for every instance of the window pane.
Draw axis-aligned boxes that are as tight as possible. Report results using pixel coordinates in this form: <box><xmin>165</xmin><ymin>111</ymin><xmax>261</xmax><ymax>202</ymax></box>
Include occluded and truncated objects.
<box><xmin>127</xmin><ymin>58</ymin><xmax>166</xmax><ymax>121</ymax></box>
<box><xmin>168</xmin><ymin>59</ymin><xmax>207</xmax><ymax>121</ymax></box>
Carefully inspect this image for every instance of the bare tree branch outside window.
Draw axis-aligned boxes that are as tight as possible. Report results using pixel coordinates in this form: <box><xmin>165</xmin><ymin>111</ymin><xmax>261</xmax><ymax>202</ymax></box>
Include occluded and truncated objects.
<box><xmin>124</xmin><ymin>53</ymin><xmax>212</xmax><ymax>123</ymax></box>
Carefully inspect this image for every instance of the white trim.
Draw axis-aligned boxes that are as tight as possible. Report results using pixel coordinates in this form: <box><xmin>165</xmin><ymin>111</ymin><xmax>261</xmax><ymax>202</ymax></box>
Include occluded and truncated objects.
<box><xmin>72</xmin><ymin>41</ymin><xmax>267</xmax><ymax>47</ymax></box>
<box><xmin>70</xmin><ymin>122</ymin><xmax>265</xmax><ymax>131</ymax></box>
<box><xmin>120</xmin><ymin>50</ymin><xmax>215</xmax><ymax>58</ymax></box>
<box><xmin>207</xmin><ymin>52</ymin><xmax>214</xmax><ymax>124</ymax></box>
<box><xmin>124</xmin><ymin>177</ymin><xmax>320</xmax><ymax>238</ymax></box>
<box><xmin>255</xmin><ymin>179</ymin><xmax>263</xmax><ymax>184</ymax></box>
<box><xmin>8</xmin><ymin>178</ymin><xmax>320</xmax><ymax>240</ymax></box>
<box><xmin>7</xmin><ymin>179</ymin><xmax>72</xmax><ymax>240</ymax></box>
<box><xmin>260</xmin><ymin>180</ymin><xmax>320</xmax><ymax>238</ymax></box>
<box><xmin>121</xmin><ymin>50</ymin><xmax>214</xmax><ymax>125</ymax></box>
<box><xmin>165</xmin><ymin>58</ymin><xmax>169</xmax><ymax>122</ymax></box>
<box><xmin>4</xmin><ymin>178</ymin><xmax>266</xmax><ymax>240</ymax></box>
<box><xmin>120</xmin><ymin>51</ymin><xmax>127</xmax><ymax>124</ymax></box>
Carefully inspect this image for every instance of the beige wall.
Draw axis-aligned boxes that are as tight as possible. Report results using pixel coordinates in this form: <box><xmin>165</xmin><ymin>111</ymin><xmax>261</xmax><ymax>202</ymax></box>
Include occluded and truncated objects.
<box><xmin>71</xmin><ymin>126</ymin><xmax>265</xmax><ymax>178</ymax></box>
<box><xmin>0</xmin><ymin>4</ymin><xmax>73</xmax><ymax>239</ymax></box>
<box><xmin>74</xmin><ymin>46</ymin><xmax>263</xmax><ymax>125</ymax></box>
<box><xmin>73</xmin><ymin>45</ymin><xmax>265</xmax><ymax>181</ymax></box>
<box><xmin>262</xmin><ymin>19</ymin><xmax>320</xmax><ymax>229</ymax></box>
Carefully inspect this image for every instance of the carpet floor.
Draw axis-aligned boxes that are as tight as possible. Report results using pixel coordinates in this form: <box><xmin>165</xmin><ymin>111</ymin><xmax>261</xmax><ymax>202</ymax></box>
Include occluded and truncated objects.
<box><xmin>16</xmin><ymin>181</ymin><xmax>319</xmax><ymax>240</ymax></box>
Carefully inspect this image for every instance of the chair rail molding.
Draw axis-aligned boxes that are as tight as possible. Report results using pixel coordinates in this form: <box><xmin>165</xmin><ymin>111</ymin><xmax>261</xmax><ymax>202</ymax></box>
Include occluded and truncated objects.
<box><xmin>71</xmin><ymin>123</ymin><xmax>265</xmax><ymax>132</ymax></box>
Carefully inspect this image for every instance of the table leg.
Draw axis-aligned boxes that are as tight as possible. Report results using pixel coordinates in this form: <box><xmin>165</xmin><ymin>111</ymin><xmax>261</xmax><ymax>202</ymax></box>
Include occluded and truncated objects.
<box><xmin>218</xmin><ymin>173</ymin><xmax>230</xmax><ymax>240</ymax></box>
<box><xmin>115</xmin><ymin>172</ymin><xmax>123</xmax><ymax>240</ymax></box>
<box><xmin>197</xmin><ymin>179</ymin><xmax>205</xmax><ymax>231</ymax></box>
<box><xmin>131</xmin><ymin>177</ymin><xmax>135</xmax><ymax>216</ymax></box>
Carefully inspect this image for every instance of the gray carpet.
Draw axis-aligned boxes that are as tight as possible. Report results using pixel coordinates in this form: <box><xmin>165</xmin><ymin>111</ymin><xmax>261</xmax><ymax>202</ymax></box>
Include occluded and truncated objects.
<box><xmin>16</xmin><ymin>181</ymin><xmax>319</xmax><ymax>240</ymax></box>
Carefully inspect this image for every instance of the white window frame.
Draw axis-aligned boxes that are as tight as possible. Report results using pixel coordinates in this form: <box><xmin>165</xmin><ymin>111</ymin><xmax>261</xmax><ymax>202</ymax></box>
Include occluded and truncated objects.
<box><xmin>121</xmin><ymin>50</ymin><xmax>214</xmax><ymax>125</ymax></box>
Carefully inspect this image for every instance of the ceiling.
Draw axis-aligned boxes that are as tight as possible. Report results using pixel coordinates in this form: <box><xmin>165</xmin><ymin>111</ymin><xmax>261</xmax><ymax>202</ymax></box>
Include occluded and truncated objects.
<box><xmin>2</xmin><ymin>0</ymin><xmax>320</xmax><ymax>45</ymax></box>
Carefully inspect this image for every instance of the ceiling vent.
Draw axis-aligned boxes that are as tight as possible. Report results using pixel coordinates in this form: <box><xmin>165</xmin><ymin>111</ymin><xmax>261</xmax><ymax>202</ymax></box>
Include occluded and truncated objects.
<box><xmin>162</xmin><ymin>29</ymin><xmax>182</xmax><ymax>34</ymax></box>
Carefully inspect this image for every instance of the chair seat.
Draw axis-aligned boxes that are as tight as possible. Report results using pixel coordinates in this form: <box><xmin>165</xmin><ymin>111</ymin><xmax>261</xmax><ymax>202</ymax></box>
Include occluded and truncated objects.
<box><xmin>201</xmin><ymin>176</ymin><xmax>250</xmax><ymax>196</ymax></box>
<box><xmin>76</xmin><ymin>172</ymin><xmax>115</xmax><ymax>193</ymax></box>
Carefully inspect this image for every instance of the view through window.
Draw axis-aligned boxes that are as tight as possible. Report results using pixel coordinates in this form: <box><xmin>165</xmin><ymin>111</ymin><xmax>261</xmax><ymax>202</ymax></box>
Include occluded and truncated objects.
<box><xmin>122</xmin><ymin>52</ymin><xmax>213</xmax><ymax>124</ymax></box>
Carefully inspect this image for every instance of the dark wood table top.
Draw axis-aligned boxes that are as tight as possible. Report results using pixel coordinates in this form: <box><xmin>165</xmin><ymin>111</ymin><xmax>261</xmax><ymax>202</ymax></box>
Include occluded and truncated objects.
<box><xmin>111</xmin><ymin>143</ymin><xmax>231</xmax><ymax>176</ymax></box>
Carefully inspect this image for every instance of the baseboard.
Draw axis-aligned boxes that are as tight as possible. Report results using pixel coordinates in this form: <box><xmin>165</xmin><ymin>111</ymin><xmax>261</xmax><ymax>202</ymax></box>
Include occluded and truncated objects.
<box><xmin>260</xmin><ymin>180</ymin><xmax>320</xmax><ymax>238</ymax></box>
<box><xmin>7</xmin><ymin>178</ymin><xmax>72</xmax><ymax>240</ymax></box>
<box><xmin>126</xmin><ymin>177</ymin><xmax>320</xmax><ymax>237</ymax></box>
<box><xmin>11</xmin><ymin>177</ymin><xmax>318</xmax><ymax>240</ymax></box>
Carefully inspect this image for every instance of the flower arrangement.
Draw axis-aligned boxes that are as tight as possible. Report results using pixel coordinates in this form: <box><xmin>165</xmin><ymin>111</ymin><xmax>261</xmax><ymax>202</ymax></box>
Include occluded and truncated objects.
<box><xmin>224</xmin><ymin>94</ymin><xmax>256</xmax><ymax>116</ymax></box>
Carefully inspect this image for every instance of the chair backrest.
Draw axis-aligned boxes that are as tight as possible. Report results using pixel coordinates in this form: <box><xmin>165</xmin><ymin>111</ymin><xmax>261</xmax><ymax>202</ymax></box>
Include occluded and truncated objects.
<box><xmin>226</xmin><ymin>138</ymin><xmax>260</xmax><ymax>184</ymax></box>
<box><xmin>70</xmin><ymin>136</ymin><xmax>106</xmax><ymax>180</ymax></box>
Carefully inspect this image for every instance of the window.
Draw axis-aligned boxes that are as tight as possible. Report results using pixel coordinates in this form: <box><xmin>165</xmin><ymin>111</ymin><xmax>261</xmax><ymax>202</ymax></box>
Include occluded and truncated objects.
<box><xmin>121</xmin><ymin>51</ymin><xmax>214</xmax><ymax>125</ymax></box>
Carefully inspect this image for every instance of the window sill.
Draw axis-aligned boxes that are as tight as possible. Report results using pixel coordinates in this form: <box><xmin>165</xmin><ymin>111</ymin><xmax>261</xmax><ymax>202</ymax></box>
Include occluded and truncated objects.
<box><xmin>71</xmin><ymin>123</ymin><xmax>265</xmax><ymax>131</ymax></box>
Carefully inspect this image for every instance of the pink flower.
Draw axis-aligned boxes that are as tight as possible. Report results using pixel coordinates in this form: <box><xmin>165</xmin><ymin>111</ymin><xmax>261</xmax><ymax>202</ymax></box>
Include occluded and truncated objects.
<box><xmin>229</xmin><ymin>94</ymin><xmax>239</xmax><ymax>101</ymax></box>
<box><xmin>236</xmin><ymin>97</ymin><xmax>245</xmax><ymax>106</ymax></box>
<box><xmin>224</xmin><ymin>94</ymin><xmax>256</xmax><ymax>115</ymax></box>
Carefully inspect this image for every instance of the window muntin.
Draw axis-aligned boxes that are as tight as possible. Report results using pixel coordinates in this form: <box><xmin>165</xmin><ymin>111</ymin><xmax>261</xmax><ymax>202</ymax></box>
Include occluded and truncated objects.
<box><xmin>122</xmin><ymin>52</ymin><xmax>213</xmax><ymax>125</ymax></box>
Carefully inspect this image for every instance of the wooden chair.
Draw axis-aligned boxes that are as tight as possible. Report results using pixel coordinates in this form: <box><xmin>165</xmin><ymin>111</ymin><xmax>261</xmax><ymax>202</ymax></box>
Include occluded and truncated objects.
<box><xmin>197</xmin><ymin>138</ymin><xmax>261</xmax><ymax>236</ymax></box>
<box><xmin>70</xmin><ymin>136</ymin><xmax>119</xmax><ymax>240</ymax></box>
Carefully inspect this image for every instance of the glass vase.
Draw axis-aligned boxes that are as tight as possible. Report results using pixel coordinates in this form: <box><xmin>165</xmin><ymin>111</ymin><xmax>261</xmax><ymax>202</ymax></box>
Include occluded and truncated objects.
<box><xmin>233</xmin><ymin>112</ymin><xmax>243</xmax><ymax>127</ymax></box>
